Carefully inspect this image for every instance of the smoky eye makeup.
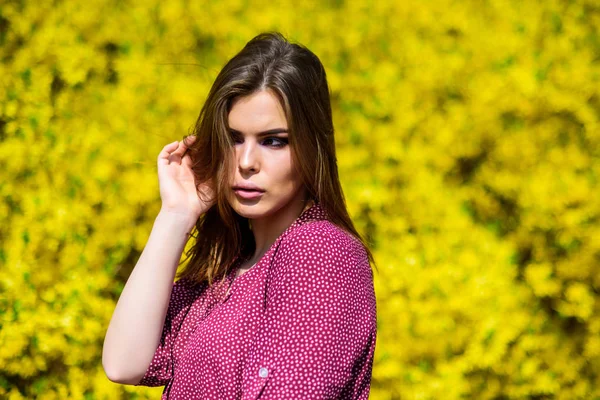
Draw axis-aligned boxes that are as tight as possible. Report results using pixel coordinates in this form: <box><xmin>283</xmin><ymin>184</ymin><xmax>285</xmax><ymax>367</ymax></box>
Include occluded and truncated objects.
<box><xmin>262</xmin><ymin>136</ymin><xmax>289</xmax><ymax>147</ymax></box>
<box><xmin>228</xmin><ymin>130</ymin><xmax>243</xmax><ymax>143</ymax></box>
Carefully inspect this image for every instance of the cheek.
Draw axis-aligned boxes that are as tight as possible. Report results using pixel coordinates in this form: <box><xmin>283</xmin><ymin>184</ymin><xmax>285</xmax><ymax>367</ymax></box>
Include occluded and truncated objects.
<box><xmin>281</xmin><ymin>166</ymin><xmax>303</xmax><ymax>194</ymax></box>
<box><xmin>278</xmin><ymin>158</ymin><xmax>298</xmax><ymax>183</ymax></box>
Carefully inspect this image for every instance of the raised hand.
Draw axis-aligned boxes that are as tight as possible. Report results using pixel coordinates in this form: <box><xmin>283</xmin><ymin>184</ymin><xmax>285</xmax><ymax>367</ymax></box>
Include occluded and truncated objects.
<box><xmin>157</xmin><ymin>136</ymin><xmax>215</xmax><ymax>219</ymax></box>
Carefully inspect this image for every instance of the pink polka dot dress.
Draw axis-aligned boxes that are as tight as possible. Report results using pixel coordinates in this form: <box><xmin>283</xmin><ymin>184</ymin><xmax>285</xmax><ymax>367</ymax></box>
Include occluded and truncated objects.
<box><xmin>135</xmin><ymin>203</ymin><xmax>377</xmax><ymax>399</ymax></box>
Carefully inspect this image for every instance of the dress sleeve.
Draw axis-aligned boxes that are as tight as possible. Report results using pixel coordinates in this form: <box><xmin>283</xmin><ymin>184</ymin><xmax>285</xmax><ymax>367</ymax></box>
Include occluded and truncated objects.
<box><xmin>135</xmin><ymin>278</ymin><xmax>201</xmax><ymax>387</ymax></box>
<box><xmin>241</xmin><ymin>223</ymin><xmax>377</xmax><ymax>399</ymax></box>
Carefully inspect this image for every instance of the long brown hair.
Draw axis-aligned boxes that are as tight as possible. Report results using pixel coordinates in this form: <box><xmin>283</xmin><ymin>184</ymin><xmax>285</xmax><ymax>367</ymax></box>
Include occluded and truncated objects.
<box><xmin>178</xmin><ymin>32</ymin><xmax>375</xmax><ymax>286</ymax></box>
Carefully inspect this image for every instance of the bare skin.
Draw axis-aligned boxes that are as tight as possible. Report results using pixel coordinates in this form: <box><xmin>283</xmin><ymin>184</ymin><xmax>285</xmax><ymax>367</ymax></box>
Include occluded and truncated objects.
<box><xmin>103</xmin><ymin>90</ymin><xmax>309</xmax><ymax>385</ymax></box>
<box><xmin>226</xmin><ymin>90</ymin><xmax>309</xmax><ymax>259</ymax></box>
<box><xmin>102</xmin><ymin>137</ymin><xmax>214</xmax><ymax>384</ymax></box>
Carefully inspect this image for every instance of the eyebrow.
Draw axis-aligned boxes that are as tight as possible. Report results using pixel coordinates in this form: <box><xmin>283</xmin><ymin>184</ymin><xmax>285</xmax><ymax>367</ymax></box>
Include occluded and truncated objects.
<box><xmin>228</xmin><ymin>128</ymin><xmax>289</xmax><ymax>136</ymax></box>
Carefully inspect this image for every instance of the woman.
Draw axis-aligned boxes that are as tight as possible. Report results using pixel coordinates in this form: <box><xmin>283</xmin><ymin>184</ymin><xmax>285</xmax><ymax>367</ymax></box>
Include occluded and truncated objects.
<box><xmin>102</xmin><ymin>32</ymin><xmax>377</xmax><ymax>399</ymax></box>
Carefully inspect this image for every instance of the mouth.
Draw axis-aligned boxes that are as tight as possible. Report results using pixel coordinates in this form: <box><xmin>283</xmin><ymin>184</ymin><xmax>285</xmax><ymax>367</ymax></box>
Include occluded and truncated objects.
<box><xmin>233</xmin><ymin>187</ymin><xmax>265</xmax><ymax>200</ymax></box>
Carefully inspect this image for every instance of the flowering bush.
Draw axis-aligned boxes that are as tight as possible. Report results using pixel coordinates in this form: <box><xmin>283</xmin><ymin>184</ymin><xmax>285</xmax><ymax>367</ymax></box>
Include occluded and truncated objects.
<box><xmin>1</xmin><ymin>0</ymin><xmax>598</xmax><ymax>398</ymax></box>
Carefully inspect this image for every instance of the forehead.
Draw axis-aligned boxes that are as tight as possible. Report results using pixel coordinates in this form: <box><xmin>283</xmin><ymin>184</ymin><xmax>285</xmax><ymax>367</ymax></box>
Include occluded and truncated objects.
<box><xmin>228</xmin><ymin>90</ymin><xmax>288</xmax><ymax>132</ymax></box>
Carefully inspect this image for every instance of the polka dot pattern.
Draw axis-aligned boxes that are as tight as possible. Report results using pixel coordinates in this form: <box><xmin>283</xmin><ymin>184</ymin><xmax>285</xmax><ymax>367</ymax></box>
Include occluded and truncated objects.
<box><xmin>136</xmin><ymin>203</ymin><xmax>377</xmax><ymax>399</ymax></box>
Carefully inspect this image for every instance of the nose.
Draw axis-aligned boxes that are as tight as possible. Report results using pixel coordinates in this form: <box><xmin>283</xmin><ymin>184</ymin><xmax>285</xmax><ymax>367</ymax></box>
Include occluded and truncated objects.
<box><xmin>237</xmin><ymin>140</ymin><xmax>260</xmax><ymax>174</ymax></box>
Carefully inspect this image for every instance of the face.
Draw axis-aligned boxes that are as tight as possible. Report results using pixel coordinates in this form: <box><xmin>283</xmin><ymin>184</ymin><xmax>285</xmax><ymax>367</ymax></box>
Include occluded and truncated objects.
<box><xmin>227</xmin><ymin>89</ymin><xmax>307</xmax><ymax>220</ymax></box>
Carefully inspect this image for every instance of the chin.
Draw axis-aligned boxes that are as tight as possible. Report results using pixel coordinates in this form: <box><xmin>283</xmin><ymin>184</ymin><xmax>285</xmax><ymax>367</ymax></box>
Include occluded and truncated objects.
<box><xmin>229</xmin><ymin>197</ymin><xmax>286</xmax><ymax>220</ymax></box>
<box><xmin>229</xmin><ymin>198</ymin><xmax>267</xmax><ymax>218</ymax></box>
<box><xmin>233</xmin><ymin>205</ymin><xmax>266</xmax><ymax>219</ymax></box>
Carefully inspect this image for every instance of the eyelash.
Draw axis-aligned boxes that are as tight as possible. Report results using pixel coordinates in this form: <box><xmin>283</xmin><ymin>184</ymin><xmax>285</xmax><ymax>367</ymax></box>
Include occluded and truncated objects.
<box><xmin>262</xmin><ymin>137</ymin><xmax>288</xmax><ymax>148</ymax></box>
<box><xmin>232</xmin><ymin>136</ymin><xmax>289</xmax><ymax>148</ymax></box>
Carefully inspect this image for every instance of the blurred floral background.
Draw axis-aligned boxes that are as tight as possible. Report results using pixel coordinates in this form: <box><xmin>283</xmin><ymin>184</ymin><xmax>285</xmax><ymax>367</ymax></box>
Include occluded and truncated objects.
<box><xmin>1</xmin><ymin>0</ymin><xmax>599</xmax><ymax>398</ymax></box>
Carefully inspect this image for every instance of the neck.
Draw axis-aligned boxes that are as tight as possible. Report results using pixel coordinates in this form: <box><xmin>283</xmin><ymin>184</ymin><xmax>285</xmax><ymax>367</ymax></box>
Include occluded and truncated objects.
<box><xmin>248</xmin><ymin>197</ymin><xmax>313</xmax><ymax>264</ymax></box>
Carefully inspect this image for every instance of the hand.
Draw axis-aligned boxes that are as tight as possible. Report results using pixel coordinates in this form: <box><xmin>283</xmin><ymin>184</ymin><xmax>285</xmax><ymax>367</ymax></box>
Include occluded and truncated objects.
<box><xmin>157</xmin><ymin>136</ymin><xmax>215</xmax><ymax>219</ymax></box>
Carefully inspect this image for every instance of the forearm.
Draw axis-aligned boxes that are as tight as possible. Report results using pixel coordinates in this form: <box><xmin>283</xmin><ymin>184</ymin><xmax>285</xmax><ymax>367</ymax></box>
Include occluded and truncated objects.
<box><xmin>102</xmin><ymin>210</ymin><xmax>196</xmax><ymax>384</ymax></box>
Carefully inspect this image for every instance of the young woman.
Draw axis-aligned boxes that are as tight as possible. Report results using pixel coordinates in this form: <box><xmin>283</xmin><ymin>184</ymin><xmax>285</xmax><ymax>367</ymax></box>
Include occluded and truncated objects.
<box><xmin>102</xmin><ymin>32</ymin><xmax>377</xmax><ymax>399</ymax></box>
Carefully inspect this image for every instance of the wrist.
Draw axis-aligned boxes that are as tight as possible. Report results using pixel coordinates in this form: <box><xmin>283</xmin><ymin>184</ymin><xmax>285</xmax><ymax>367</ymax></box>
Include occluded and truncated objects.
<box><xmin>155</xmin><ymin>208</ymin><xmax>199</xmax><ymax>235</ymax></box>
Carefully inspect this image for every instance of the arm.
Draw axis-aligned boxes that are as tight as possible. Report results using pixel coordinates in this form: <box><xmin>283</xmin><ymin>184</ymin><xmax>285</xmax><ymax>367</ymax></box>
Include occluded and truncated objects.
<box><xmin>102</xmin><ymin>137</ymin><xmax>212</xmax><ymax>384</ymax></box>
<box><xmin>102</xmin><ymin>210</ymin><xmax>196</xmax><ymax>384</ymax></box>
<box><xmin>241</xmin><ymin>224</ymin><xmax>377</xmax><ymax>399</ymax></box>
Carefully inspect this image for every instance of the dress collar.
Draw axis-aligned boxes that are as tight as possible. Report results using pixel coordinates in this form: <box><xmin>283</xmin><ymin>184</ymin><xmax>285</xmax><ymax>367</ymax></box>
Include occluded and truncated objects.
<box><xmin>288</xmin><ymin>201</ymin><xmax>328</xmax><ymax>229</ymax></box>
<box><xmin>219</xmin><ymin>201</ymin><xmax>328</xmax><ymax>295</ymax></box>
<box><xmin>231</xmin><ymin>201</ymin><xmax>328</xmax><ymax>268</ymax></box>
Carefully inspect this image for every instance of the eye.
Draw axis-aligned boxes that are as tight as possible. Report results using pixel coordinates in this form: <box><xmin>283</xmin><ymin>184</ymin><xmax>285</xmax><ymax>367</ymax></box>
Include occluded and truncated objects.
<box><xmin>230</xmin><ymin>132</ymin><xmax>243</xmax><ymax>144</ymax></box>
<box><xmin>262</xmin><ymin>137</ymin><xmax>289</xmax><ymax>148</ymax></box>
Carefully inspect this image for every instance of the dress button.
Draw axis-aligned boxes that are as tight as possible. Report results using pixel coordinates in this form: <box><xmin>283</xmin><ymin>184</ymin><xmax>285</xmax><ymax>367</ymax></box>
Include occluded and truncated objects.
<box><xmin>258</xmin><ymin>367</ymin><xmax>269</xmax><ymax>378</ymax></box>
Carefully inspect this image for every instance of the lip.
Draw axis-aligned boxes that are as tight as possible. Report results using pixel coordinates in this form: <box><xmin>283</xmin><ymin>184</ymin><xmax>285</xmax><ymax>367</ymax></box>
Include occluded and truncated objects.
<box><xmin>233</xmin><ymin>182</ymin><xmax>265</xmax><ymax>192</ymax></box>
<box><xmin>234</xmin><ymin>189</ymin><xmax>265</xmax><ymax>200</ymax></box>
<box><xmin>232</xmin><ymin>183</ymin><xmax>265</xmax><ymax>200</ymax></box>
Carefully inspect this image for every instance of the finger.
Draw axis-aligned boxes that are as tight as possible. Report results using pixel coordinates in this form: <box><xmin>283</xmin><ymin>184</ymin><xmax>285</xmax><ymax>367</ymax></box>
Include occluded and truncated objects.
<box><xmin>158</xmin><ymin>141</ymin><xmax>180</xmax><ymax>165</ymax></box>
<box><xmin>182</xmin><ymin>135</ymin><xmax>197</xmax><ymax>147</ymax></box>
<box><xmin>181</xmin><ymin>136</ymin><xmax>196</xmax><ymax>159</ymax></box>
<box><xmin>182</xmin><ymin>152</ymin><xmax>193</xmax><ymax>168</ymax></box>
<box><xmin>159</xmin><ymin>141</ymin><xmax>179</xmax><ymax>158</ymax></box>
<box><xmin>171</xmin><ymin>136</ymin><xmax>195</xmax><ymax>158</ymax></box>
<box><xmin>169</xmin><ymin>142</ymin><xmax>187</xmax><ymax>165</ymax></box>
